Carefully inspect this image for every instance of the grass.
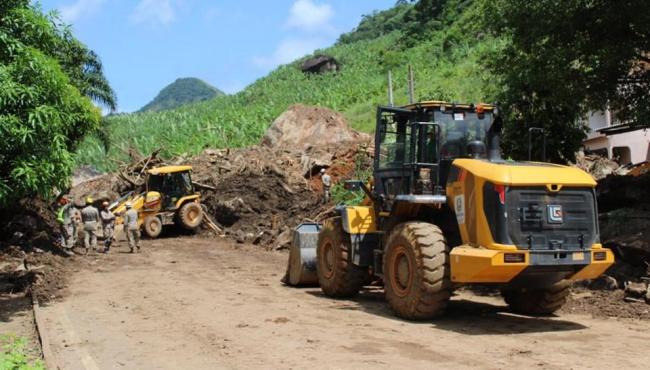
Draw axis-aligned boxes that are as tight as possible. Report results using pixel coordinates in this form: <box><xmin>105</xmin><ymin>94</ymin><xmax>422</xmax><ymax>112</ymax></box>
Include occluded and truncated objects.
<box><xmin>0</xmin><ymin>335</ymin><xmax>44</xmax><ymax>370</ymax></box>
<box><xmin>76</xmin><ymin>4</ymin><xmax>497</xmax><ymax>172</ymax></box>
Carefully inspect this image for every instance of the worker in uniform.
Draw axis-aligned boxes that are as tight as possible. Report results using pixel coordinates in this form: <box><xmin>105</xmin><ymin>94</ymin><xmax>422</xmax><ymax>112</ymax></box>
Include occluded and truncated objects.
<box><xmin>56</xmin><ymin>195</ymin><xmax>75</xmax><ymax>256</ymax></box>
<box><xmin>123</xmin><ymin>202</ymin><xmax>141</xmax><ymax>253</ymax></box>
<box><xmin>80</xmin><ymin>197</ymin><xmax>100</xmax><ymax>254</ymax></box>
<box><xmin>100</xmin><ymin>201</ymin><xmax>116</xmax><ymax>253</ymax></box>
<box><xmin>321</xmin><ymin>168</ymin><xmax>331</xmax><ymax>204</ymax></box>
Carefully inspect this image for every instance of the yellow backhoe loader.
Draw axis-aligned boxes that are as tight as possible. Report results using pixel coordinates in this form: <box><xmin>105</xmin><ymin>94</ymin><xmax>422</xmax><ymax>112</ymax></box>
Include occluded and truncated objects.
<box><xmin>287</xmin><ymin>101</ymin><xmax>614</xmax><ymax>319</ymax></box>
<box><xmin>112</xmin><ymin>165</ymin><xmax>203</xmax><ymax>238</ymax></box>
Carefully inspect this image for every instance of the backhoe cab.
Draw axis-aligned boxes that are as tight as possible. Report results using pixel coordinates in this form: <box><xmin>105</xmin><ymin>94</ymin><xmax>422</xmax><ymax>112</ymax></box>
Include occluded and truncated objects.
<box><xmin>310</xmin><ymin>101</ymin><xmax>614</xmax><ymax>319</ymax></box>
<box><xmin>113</xmin><ymin>166</ymin><xmax>204</xmax><ymax>238</ymax></box>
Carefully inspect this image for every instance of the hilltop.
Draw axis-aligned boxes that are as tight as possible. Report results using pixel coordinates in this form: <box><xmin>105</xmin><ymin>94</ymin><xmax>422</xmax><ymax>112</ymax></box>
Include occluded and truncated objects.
<box><xmin>139</xmin><ymin>77</ymin><xmax>225</xmax><ymax>113</ymax></box>
<box><xmin>77</xmin><ymin>0</ymin><xmax>494</xmax><ymax>170</ymax></box>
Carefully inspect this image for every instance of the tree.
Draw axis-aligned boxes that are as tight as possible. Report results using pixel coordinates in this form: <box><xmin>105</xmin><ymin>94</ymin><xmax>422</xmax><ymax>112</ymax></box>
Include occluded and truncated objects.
<box><xmin>482</xmin><ymin>0</ymin><xmax>650</xmax><ymax>162</ymax></box>
<box><xmin>0</xmin><ymin>2</ymin><xmax>107</xmax><ymax>205</ymax></box>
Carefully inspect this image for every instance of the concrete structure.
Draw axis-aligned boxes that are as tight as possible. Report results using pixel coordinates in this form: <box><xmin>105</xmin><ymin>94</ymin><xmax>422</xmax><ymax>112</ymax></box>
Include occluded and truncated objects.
<box><xmin>583</xmin><ymin>110</ymin><xmax>650</xmax><ymax>165</ymax></box>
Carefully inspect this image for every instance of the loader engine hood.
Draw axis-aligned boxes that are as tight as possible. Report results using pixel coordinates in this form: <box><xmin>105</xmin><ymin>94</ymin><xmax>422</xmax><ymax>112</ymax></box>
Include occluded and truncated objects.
<box><xmin>451</xmin><ymin>158</ymin><xmax>596</xmax><ymax>187</ymax></box>
<box><xmin>446</xmin><ymin>158</ymin><xmax>600</xmax><ymax>254</ymax></box>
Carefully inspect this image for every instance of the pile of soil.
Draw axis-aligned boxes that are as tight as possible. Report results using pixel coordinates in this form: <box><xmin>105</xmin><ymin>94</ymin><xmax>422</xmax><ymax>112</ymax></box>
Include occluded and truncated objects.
<box><xmin>0</xmin><ymin>245</ymin><xmax>73</xmax><ymax>302</ymax></box>
<box><xmin>202</xmin><ymin>171</ymin><xmax>320</xmax><ymax>247</ymax></box>
<box><xmin>0</xmin><ymin>198</ymin><xmax>60</xmax><ymax>254</ymax></box>
<box><xmin>573</xmin><ymin>151</ymin><xmax>628</xmax><ymax>180</ymax></box>
<box><xmin>563</xmin><ymin>287</ymin><xmax>650</xmax><ymax>320</ymax></box>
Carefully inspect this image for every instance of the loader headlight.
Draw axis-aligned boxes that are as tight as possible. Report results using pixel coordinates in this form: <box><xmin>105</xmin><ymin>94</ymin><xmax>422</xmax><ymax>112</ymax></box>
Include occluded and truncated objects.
<box><xmin>504</xmin><ymin>253</ymin><xmax>525</xmax><ymax>263</ymax></box>
<box><xmin>593</xmin><ymin>251</ymin><xmax>607</xmax><ymax>261</ymax></box>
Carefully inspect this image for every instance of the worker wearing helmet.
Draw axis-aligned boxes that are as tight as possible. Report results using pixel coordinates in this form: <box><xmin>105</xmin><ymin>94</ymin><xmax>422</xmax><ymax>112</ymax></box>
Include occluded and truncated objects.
<box><xmin>56</xmin><ymin>195</ymin><xmax>75</xmax><ymax>256</ymax></box>
<box><xmin>123</xmin><ymin>202</ymin><xmax>141</xmax><ymax>253</ymax></box>
<box><xmin>100</xmin><ymin>201</ymin><xmax>116</xmax><ymax>253</ymax></box>
<box><xmin>80</xmin><ymin>197</ymin><xmax>100</xmax><ymax>254</ymax></box>
<box><xmin>320</xmin><ymin>168</ymin><xmax>331</xmax><ymax>204</ymax></box>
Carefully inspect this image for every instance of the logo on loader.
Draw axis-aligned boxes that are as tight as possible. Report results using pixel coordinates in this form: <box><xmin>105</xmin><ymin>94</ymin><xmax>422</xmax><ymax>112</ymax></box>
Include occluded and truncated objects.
<box><xmin>547</xmin><ymin>205</ymin><xmax>563</xmax><ymax>223</ymax></box>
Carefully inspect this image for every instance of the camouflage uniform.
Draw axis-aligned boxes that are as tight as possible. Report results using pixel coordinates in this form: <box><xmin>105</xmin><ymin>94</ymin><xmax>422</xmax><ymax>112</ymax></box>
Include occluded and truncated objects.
<box><xmin>124</xmin><ymin>208</ymin><xmax>140</xmax><ymax>252</ymax></box>
<box><xmin>100</xmin><ymin>208</ymin><xmax>116</xmax><ymax>252</ymax></box>
<box><xmin>81</xmin><ymin>205</ymin><xmax>100</xmax><ymax>253</ymax></box>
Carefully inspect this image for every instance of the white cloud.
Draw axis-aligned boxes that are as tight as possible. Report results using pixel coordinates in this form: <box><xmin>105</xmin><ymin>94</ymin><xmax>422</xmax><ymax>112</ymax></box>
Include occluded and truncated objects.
<box><xmin>253</xmin><ymin>1</ymin><xmax>336</xmax><ymax>70</ymax></box>
<box><xmin>253</xmin><ymin>37</ymin><xmax>326</xmax><ymax>69</ymax></box>
<box><xmin>59</xmin><ymin>0</ymin><xmax>106</xmax><ymax>23</ymax></box>
<box><xmin>286</xmin><ymin>0</ymin><xmax>334</xmax><ymax>32</ymax></box>
<box><xmin>131</xmin><ymin>0</ymin><xmax>176</xmax><ymax>27</ymax></box>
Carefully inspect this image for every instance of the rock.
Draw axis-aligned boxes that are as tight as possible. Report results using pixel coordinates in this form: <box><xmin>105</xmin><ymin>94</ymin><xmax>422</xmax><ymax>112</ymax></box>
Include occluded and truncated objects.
<box><xmin>234</xmin><ymin>230</ymin><xmax>245</xmax><ymax>244</ymax></box>
<box><xmin>300</xmin><ymin>55</ymin><xmax>340</xmax><ymax>74</ymax></box>
<box><xmin>624</xmin><ymin>281</ymin><xmax>648</xmax><ymax>298</ymax></box>
<box><xmin>274</xmin><ymin>228</ymin><xmax>293</xmax><ymax>251</ymax></box>
<box><xmin>261</xmin><ymin>104</ymin><xmax>370</xmax><ymax>151</ymax></box>
<box><xmin>588</xmin><ymin>275</ymin><xmax>619</xmax><ymax>290</ymax></box>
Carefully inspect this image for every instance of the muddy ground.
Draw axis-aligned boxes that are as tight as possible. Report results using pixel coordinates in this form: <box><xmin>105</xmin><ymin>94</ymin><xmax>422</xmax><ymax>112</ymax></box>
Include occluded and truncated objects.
<box><xmin>23</xmin><ymin>237</ymin><xmax>650</xmax><ymax>369</ymax></box>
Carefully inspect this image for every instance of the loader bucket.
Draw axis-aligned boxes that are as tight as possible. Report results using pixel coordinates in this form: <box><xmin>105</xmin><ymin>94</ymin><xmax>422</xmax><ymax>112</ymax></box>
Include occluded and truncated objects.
<box><xmin>284</xmin><ymin>223</ymin><xmax>321</xmax><ymax>286</ymax></box>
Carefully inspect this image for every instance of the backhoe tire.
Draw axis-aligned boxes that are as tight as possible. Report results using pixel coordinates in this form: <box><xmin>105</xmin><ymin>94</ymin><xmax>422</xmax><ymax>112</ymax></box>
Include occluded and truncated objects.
<box><xmin>384</xmin><ymin>222</ymin><xmax>451</xmax><ymax>320</ymax></box>
<box><xmin>502</xmin><ymin>280</ymin><xmax>570</xmax><ymax>316</ymax></box>
<box><xmin>143</xmin><ymin>216</ymin><xmax>163</xmax><ymax>238</ymax></box>
<box><xmin>178</xmin><ymin>202</ymin><xmax>203</xmax><ymax>230</ymax></box>
<box><xmin>316</xmin><ymin>217</ymin><xmax>366</xmax><ymax>298</ymax></box>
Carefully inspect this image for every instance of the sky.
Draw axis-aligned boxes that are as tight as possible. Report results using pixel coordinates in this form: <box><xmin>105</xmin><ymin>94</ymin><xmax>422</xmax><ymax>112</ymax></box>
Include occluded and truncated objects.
<box><xmin>41</xmin><ymin>0</ymin><xmax>396</xmax><ymax>112</ymax></box>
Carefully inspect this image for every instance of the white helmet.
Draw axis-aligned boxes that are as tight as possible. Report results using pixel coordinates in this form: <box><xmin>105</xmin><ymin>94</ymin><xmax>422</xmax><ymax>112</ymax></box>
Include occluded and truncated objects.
<box><xmin>320</xmin><ymin>168</ymin><xmax>326</xmax><ymax>174</ymax></box>
<box><xmin>125</xmin><ymin>202</ymin><xmax>132</xmax><ymax>209</ymax></box>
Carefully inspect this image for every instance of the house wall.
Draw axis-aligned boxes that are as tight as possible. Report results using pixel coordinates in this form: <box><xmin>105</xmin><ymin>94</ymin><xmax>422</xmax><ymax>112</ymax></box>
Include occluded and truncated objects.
<box><xmin>583</xmin><ymin>110</ymin><xmax>650</xmax><ymax>164</ymax></box>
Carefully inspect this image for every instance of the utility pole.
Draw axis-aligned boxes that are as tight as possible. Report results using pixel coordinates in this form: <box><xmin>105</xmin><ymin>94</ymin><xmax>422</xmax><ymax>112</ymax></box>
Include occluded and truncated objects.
<box><xmin>387</xmin><ymin>70</ymin><xmax>394</xmax><ymax>107</ymax></box>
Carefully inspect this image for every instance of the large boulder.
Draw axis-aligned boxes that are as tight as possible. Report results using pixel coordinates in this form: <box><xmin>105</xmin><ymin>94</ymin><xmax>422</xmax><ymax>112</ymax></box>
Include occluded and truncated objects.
<box><xmin>261</xmin><ymin>104</ymin><xmax>370</xmax><ymax>151</ymax></box>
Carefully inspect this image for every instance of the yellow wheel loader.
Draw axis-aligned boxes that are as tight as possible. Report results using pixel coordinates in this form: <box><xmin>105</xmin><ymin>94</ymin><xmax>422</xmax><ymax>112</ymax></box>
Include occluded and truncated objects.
<box><xmin>287</xmin><ymin>102</ymin><xmax>614</xmax><ymax>319</ymax></box>
<box><xmin>113</xmin><ymin>165</ymin><xmax>203</xmax><ymax>238</ymax></box>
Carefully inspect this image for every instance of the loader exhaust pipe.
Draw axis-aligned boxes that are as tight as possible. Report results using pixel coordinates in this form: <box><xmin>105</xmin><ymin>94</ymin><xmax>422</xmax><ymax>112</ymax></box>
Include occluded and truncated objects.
<box><xmin>487</xmin><ymin>108</ymin><xmax>503</xmax><ymax>162</ymax></box>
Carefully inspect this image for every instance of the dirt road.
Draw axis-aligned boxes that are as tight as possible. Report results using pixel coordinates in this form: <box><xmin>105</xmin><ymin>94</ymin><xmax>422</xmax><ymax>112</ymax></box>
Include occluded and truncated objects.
<box><xmin>37</xmin><ymin>237</ymin><xmax>650</xmax><ymax>369</ymax></box>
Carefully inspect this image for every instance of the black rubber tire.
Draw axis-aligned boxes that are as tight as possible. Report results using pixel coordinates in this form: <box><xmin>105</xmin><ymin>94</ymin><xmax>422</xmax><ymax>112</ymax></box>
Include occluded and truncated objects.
<box><xmin>502</xmin><ymin>280</ymin><xmax>570</xmax><ymax>316</ymax></box>
<box><xmin>384</xmin><ymin>222</ymin><xmax>451</xmax><ymax>320</ymax></box>
<box><xmin>143</xmin><ymin>216</ymin><xmax>163</xmax><ymax>238</ymax></box>
<box><xmin>316</xmin><ymin>217</ymin><xmax>366</xmax><ymax>298</ymax></box>
<box><xmin>178</xmin><ymin>202</ymin><xmax>203</xmax><ymax>230</ymax></box>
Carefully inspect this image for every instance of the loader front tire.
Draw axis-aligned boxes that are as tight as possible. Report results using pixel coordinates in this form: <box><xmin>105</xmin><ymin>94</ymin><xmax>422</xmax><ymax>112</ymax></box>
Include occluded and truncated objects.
<box><xmin>178</xmin><ymin>202</ymin><xmax>203</xmax><ymax>230</ymax></box>
<box><xmin>316</xmin><ymin>217</ymin><xmax>365</xmax><ymax>298</ymax></box>
<box><xmin>384</xmin><ymin>222</ymin><xmax>451</xmax><ymax>320</ymax></box>
<box><xmin>143</xmin><ymin>216</ymin><xmax>163</xmax><ymax>238</ymax></box>
<box><xmin>502</xmin><ymin>280</ymin><xmax>570</xmax><ymax>316</ymax></box>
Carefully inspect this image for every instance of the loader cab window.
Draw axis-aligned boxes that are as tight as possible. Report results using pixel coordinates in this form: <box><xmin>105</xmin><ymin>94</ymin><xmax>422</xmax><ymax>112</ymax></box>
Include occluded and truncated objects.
<box><xmin>433</xmin><ymin>111</ymin><xmax>491</xmax><ymax>160</ymax></box>
<box><xmin>147</xmin><ymin>175</ymin><xmax>164</xmax><ymax>193</ymax></box>
<box><xmin>378</xmin><ymin>114</ymin><xmax>411</xmax><ymax>168</ymax></box>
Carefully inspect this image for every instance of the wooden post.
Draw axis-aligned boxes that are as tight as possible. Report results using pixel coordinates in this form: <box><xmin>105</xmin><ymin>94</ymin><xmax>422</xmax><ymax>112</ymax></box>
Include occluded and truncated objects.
<box><xmin>408</xmin><ymin>65</ymin><xmax>415</xmax><ymax>104</ymax></box>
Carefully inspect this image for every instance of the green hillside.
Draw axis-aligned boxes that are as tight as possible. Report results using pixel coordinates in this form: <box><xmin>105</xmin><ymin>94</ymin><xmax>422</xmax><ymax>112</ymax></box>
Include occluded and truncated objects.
<box><xmin>77</xmin><ymin>0</ymin><xmax>498</xmax><ymax>170</ymax></box>
<box><xmin>139</xmin><ymin>77</ymin><xmax>224</xmax><ymax>112</ymax></box>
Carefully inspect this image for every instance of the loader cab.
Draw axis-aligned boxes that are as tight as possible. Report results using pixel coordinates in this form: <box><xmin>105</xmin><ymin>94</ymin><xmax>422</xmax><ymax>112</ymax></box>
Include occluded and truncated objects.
<box><xmin>146</xmin><ymin>166</ymin><xmax>196</xmax><ymax>210</ymax></box>
<box><xmin>373</xmin><ymin>102</ymin><xmax>495</xmax><ymax>205</ymax></box>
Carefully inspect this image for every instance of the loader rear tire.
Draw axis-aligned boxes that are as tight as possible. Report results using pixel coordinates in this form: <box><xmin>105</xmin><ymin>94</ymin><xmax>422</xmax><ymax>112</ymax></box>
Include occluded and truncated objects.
<box><xmin>178</xmin><ymin>202</ymin><xmax>203</xmax><ymax>230</ymax></box>
<box><xmin>502</xmin><ymin>280</ymin><xmax>570</xmax><ymax>316</ymax></box>
<box><xmin>316</xmin><ymin>217</ymin><xmax>366</xmax><ymax>298</ymax></box>
<box><xmin>143</xmin><ymin>216</ymin><xmax>163</xmax><ymax>238</ymax></box>
<box><xmin>384</xmin><ymin>222</ymin><xmax>451</xmax><ymax>320</ymax></box>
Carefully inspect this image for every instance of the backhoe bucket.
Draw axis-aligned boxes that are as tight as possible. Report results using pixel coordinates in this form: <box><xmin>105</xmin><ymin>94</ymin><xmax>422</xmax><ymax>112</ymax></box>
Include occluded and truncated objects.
<box><xmin>285</xmin><ymin>223</ymin><xmax>321</xmax><ymax>286</ymax></box>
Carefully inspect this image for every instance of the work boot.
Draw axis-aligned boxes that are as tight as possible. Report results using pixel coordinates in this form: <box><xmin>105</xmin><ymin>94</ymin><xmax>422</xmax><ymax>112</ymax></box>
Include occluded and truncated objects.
<box><xmin>64</xmin><ymin>248</ymin><xmax>74</xmax><ymax>257</ymax></box>
<box><xmin>130</xmin><ymin>247</ymin><xmax>134</xmax><ymax>253</ymax></box>
<box><xmin>84</xmin><ymin>248</ymin><xmax>89</xmax><ymax>255</ymax></box>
